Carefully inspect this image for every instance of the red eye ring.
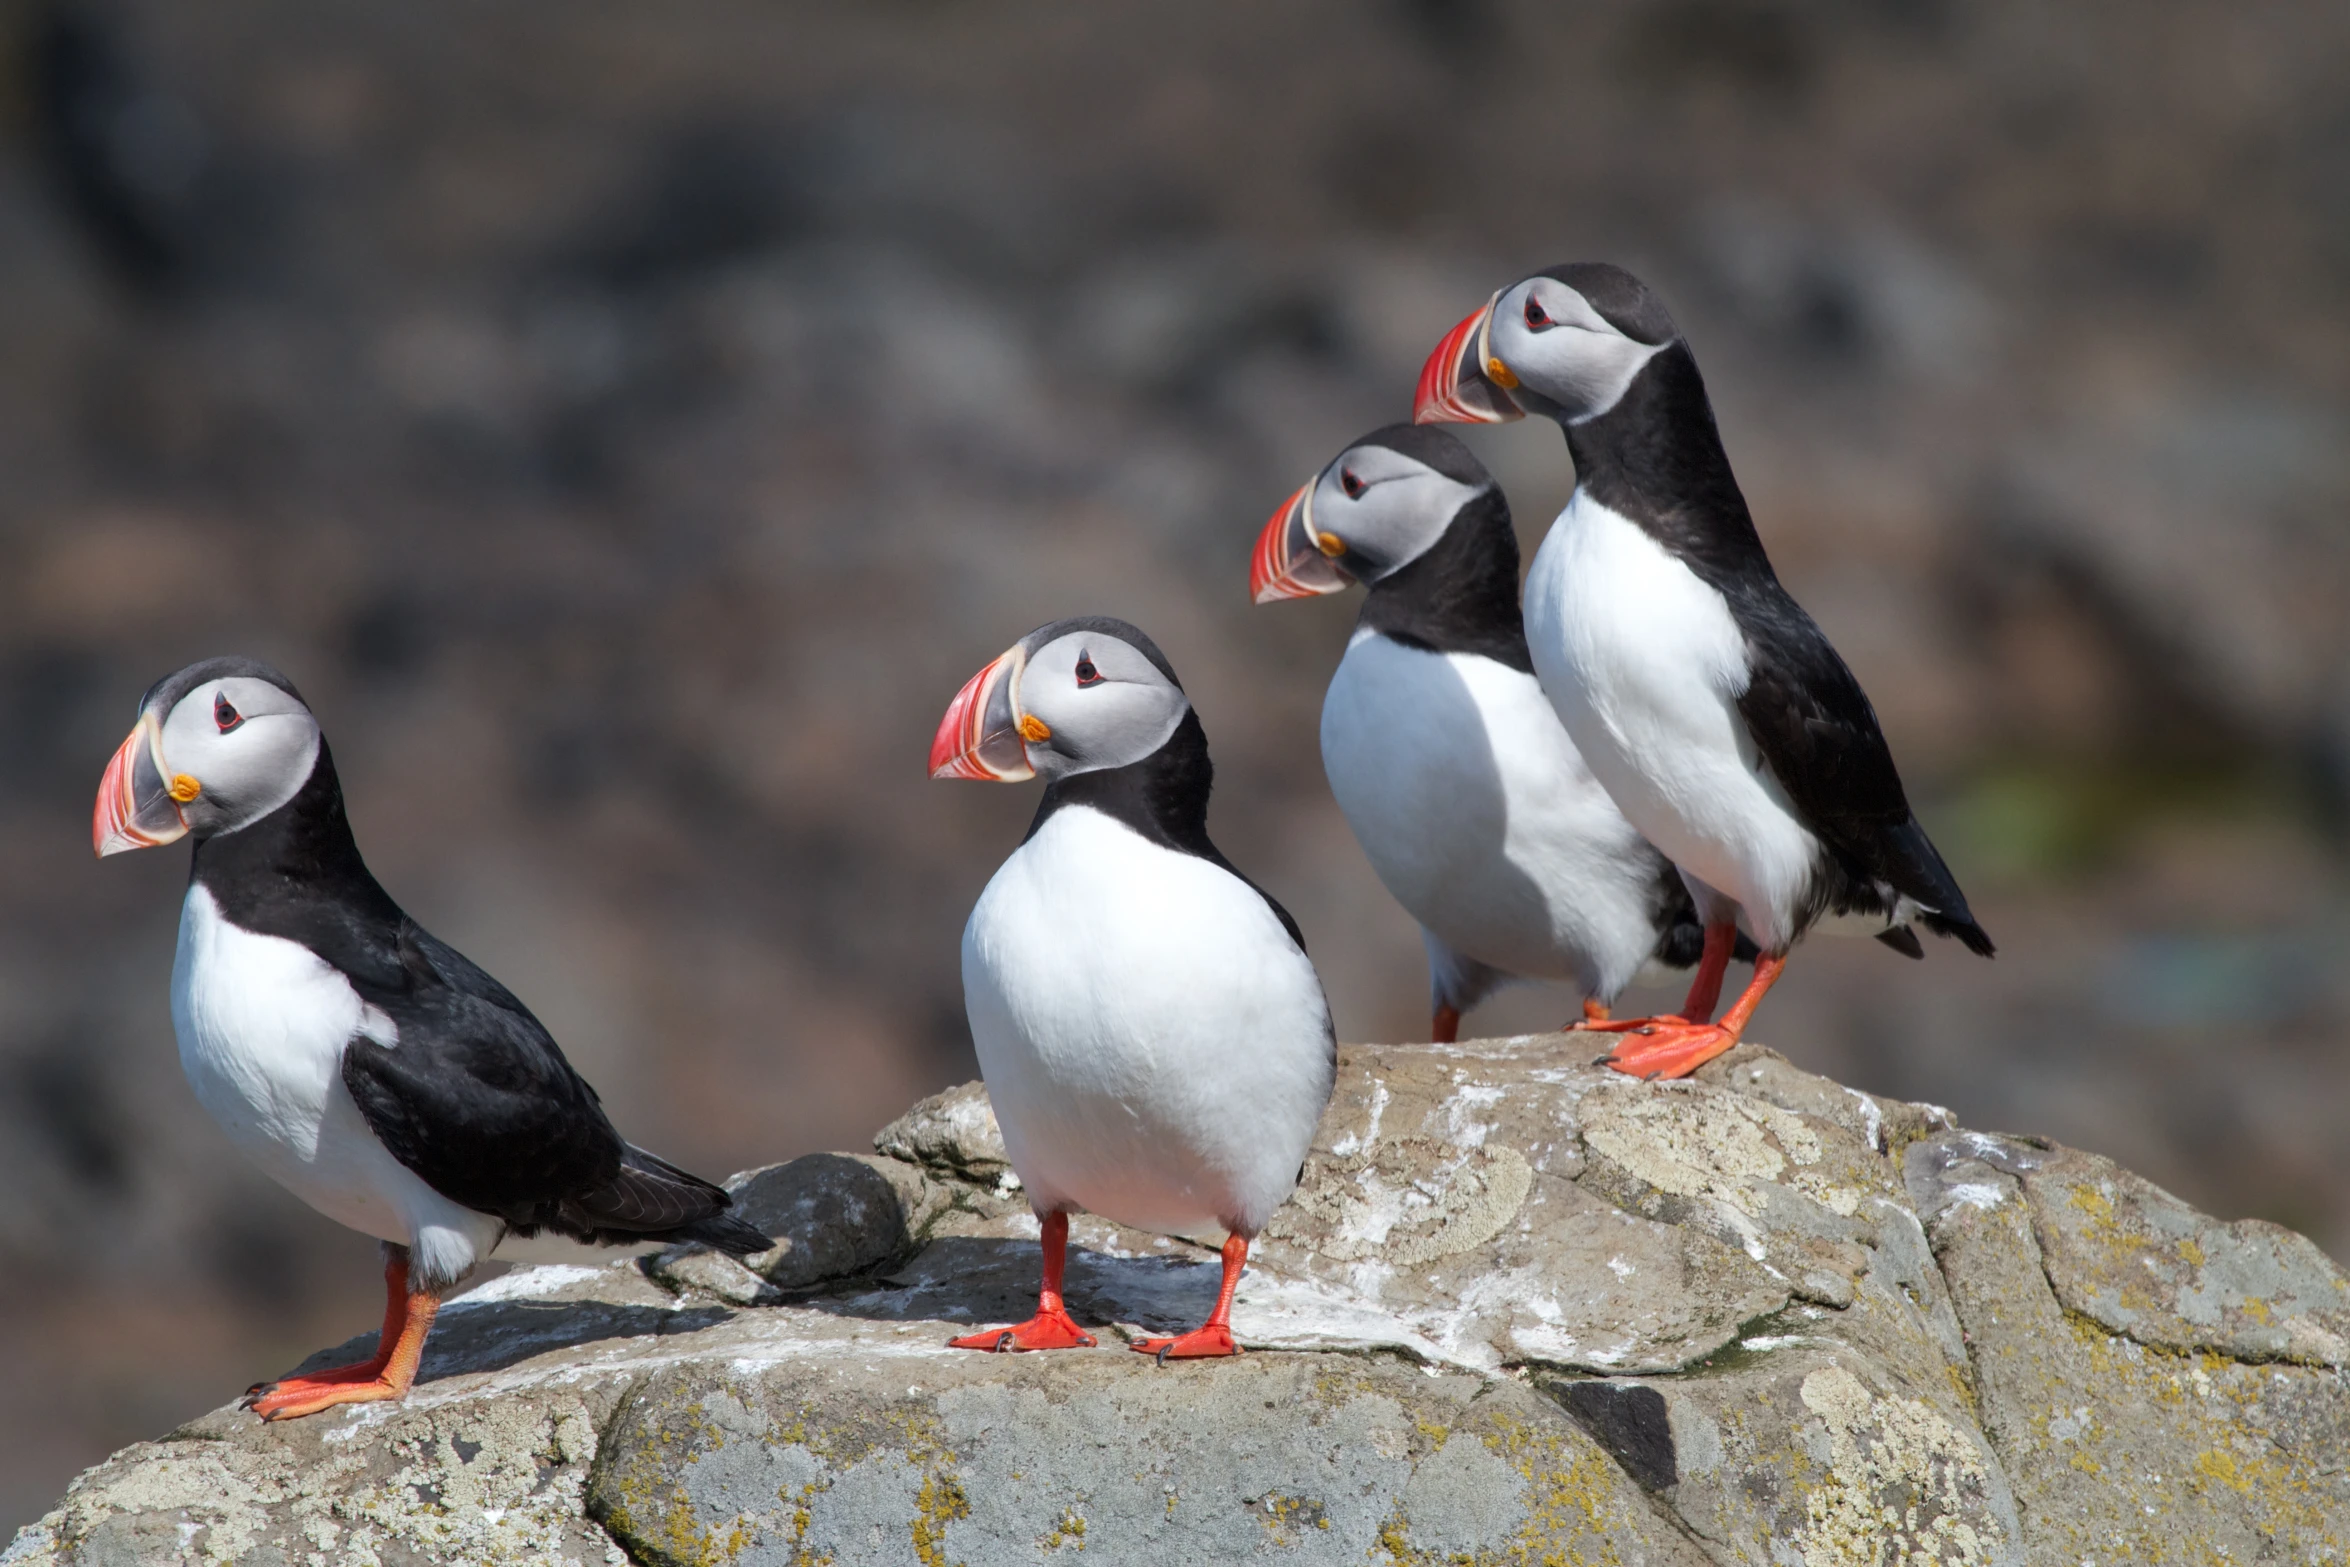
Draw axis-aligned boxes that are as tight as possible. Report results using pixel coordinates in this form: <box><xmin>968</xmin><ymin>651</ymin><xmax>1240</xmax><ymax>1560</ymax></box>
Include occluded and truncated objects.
<box><xmin>1339</xmin><ymin>468</ymin><xmax>1364</xmax><ymax>499</ymax></box>
<box><xmin>214</xmin><ymin>694</ymin><xmax>244</xmax><ymax>733</ymax></box>
<box><xmin>1075</xmin><ymin>657</ymin><xmax>1102</xmax><ymax>687</ymax></box>
<box><xmin>1524</xmin><ymin>296</ymin><xmax>1550</xmax><ymax>328</ymax></box>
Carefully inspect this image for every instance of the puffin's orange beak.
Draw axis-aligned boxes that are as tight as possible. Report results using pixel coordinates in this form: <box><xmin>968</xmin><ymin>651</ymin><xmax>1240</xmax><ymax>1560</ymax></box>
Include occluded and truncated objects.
<box><xmin>1413</xmin><ymin>291</ymin><xmax>1524</xmax><ymax>425</ymax></box>
<box><xmin>929</xmin><ymin>646</ymin><xmax>1036</xmax><ymax>782</ymax></box>
<box><xmin>1248</xmin><ymin>481</ymin><xmax>1353</xmax><ymax>605</ymax></box>
<box><xmin>94</xmin><ymin>711</ymin><xmax>191</xmax><ymax>856</ymax></box>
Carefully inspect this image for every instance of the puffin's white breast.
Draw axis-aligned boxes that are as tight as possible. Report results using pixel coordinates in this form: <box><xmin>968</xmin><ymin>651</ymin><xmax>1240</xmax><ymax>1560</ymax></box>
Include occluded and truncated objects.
<box><xmin>171</xmin><ymin>884</ymin><xmax>499</xmax><ymax>1277</ymax></box>
<box><xmin>960</xmin><ymin>805</ymin><xmax>1333</xmax><ymax>1239</ymax></box>
<box><xmin>1319</xmin><ymin>630</ymin><xmax>1672</xmax><ymax>1000</ymax></box>
<box><xmin>1523</xmin><ymin>491</ymin><xmax>1820</xmax><ymax>948</ymax></box>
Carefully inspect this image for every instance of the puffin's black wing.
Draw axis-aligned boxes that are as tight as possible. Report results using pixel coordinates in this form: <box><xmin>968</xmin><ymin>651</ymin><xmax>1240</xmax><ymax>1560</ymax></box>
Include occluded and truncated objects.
<box><xmin>1729</xmin><ymin>585</ymin><xmax>1994</xmax><ymax>956</ymax></box>
<box><xmin>340</xmin><ymin>923</ymin><xmax>768</xmax><ymax>1252</ymax></box>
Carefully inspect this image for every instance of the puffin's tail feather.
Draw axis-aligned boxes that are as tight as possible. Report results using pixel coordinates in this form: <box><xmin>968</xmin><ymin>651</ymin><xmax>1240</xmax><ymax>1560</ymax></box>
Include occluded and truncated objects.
<box><xmin>1921</xmin><ymin>908</ymin><xmax>1997</xmax><ymax>958</ymax></box>
<box><xmin>670</xmin><ymin>1209</ymin><xmax>775</xmax><ymax>1257</ymax></box>
<box><xmin>1875</xmin><ymin>926</ymin><xmax>1924</xmax><ymax>960</ymax></box>
<box><xmin>1881</xmin><ymin>817</ymin><xmax>1996</xmax><ymax>958</ymax></box>
<box><xmin>565</xmin><ymin>1144</ymin><xmax>773</xmax><ymax>1254</ymax></box>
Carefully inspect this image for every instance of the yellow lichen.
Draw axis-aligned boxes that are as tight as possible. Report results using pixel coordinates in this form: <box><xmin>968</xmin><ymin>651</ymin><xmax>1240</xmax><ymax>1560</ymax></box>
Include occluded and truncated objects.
<box><xmin>1476</xmin><ymin>1409</ymin><xmax>1631</xmax><ymax>1567</ymax></box>
<box><xmin>1789</xmin><ymin>1365</ymin><xmax>2007</xmax><ymax>1567</ymax></box>
<box><xmin>911</xmin><ymin>1469</ymin><xmax>970</xmax><ymax>1567</ymax></box>
<box><xmin>1040</xmin><ymin>1506</ymin><xmax>1087</xmax><ymax>1551</ymax></box>
<box><xmin>1371</xmin><ymin>1505</ymin><xmax>1415</xmax><ymax>1564</ymax></box>
<box><xmin>1255</xmin><ymin>1492</ymin><xmax>1328</xmax><ymax>1542</ymax></box>
<box><xmin>2021</xmin><ymin>1310</ymin><xmax>2349</xmax><ymax>1562</ymax></box>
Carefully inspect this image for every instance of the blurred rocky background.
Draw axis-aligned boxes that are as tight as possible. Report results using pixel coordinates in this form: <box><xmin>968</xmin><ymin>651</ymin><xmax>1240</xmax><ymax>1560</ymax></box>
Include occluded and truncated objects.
<box><xmin>0</xmin><ymin>0</ymin><xmax>2344</xmax><ymax>1533</ymax></box>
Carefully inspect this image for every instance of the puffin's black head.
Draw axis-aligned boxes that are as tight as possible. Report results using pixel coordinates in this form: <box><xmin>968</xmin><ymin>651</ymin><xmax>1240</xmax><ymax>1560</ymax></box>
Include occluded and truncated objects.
<box><xmin>1250</xmin><ymin>424</ymin><xmax>1496</xmax><ymax>603</ymax></box>
<box><xmin>94</xmin><ymin>657</ymin><xmax>322</xmax><ymax>856</ymax></box>
<box><xmin>929</xmin><ymin>616</ymin><xmax>1191</xmax><ymax>784</ymax></box>
<box><xmin>1414</xmin><ymin>263</ymin><xmax>1679</xmax><ymax>428</ymax></box>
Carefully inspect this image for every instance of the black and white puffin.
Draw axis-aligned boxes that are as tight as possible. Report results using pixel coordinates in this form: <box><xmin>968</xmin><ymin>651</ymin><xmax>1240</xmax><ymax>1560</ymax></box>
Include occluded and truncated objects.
<box><xmin>929</xmin><ymin>617</ymin><xmax>1335</xmax><ymax>1359</ymax></box>
<box><xmin>1414</xmin><ymin>265</ymin><xmax>1992</xmax><ymax>1079</ymax></box>
<box><xmin>1250</xmin><ymin>423</ymin><xmax>1749</xmax><ymax>1042</ymax></box>
<box><xmin>94</xmin><ymin>657</ymin><xmax>770</xmax><ymax>1420</ymax></box>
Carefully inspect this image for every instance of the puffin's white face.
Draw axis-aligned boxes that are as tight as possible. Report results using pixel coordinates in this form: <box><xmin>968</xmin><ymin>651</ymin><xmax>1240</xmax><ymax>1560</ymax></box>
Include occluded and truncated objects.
<box><xmin>95</xmin><ymin>668</ymin><xmax>322</xmax><ymax>854</ymax></box>
<box><xmin>1414</xmin><ymin>264</ymin><xmax>1677</xmax><ymax>429</ymax></box>
<box><xmin>1481</xmin><ymin>276</ymin><xmax>1664</xmax><ymax>424</ymax></box>
<box><xmin>1014</xmin><ymin>630</ymin><xmax>1188</xmax><ymax>780</ymax></box>
<box><xmin>930</xmin><ymin>618</ymin><xmax>1190</xmax><ymax>784</ymax></box>
<box><xmin>1250</xmin><ymin>439</ymin><xmax>1488</xmax><ymax>602</ymax></box>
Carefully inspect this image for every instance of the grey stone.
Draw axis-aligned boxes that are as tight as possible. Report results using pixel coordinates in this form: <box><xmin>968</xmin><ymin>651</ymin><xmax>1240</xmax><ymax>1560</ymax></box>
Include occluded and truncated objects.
<box><xmin>874</xmin><ymin>1081</ymin><xmax>1016</xmax><ymax>1186</ymax></box>
<box><xmin>1558</xmin><ymin>1343</ymin><xmax>2024</xmax><ymax>1567</ymax></box>
<box><xmin>587</xmin><ymin>1352</ymin><xmax>1705</xmax><ymax>1567</ymax></box>
<box><xmin>2017</xmin><ymin>1143</ymin><xmax>2350</xmax><ymax>1367</ymax></box>
<box><xmin>12</xmin><ymin>1037</ymin><xmax>2349</xmax><ymax>1564</ymax></box>
<box><xmin>1919</xmin><ymin>1139</ymin><xmax>2350</xmax><ymax>1564</ymax></box>
<box><xmin>651</xmin><ymin>1151</ymin><xmax>955</xmax><ymax>1304</ymax></box>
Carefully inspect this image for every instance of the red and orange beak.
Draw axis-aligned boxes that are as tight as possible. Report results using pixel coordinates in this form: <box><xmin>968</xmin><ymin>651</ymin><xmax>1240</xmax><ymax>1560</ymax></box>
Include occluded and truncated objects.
<box><xmin>1249</xmin><ymin>480</ymin><xmax>1354</xmax><ymax>605</ymax></box>
<box><xmin>929</xmin><ymin>645</ymin><xmax>1037</xmax><ymax>781</ymax></box>
<box><xmin>1413</xmin><ymin>290</ymin><xmax>1524</xmax><ymax>426</ymax></box>
<box><xmin>94</xmin><ymin>710</ymin><xmax>192</xmax><ymax>856</ymax></box>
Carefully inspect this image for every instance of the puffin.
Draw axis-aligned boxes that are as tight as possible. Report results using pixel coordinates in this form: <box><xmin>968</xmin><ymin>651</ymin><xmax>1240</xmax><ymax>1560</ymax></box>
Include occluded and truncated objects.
<box><xmin>1250</xmin><ymin>422</ymin><xmax>1751</xmax><ymax>1042</ymax></box>
<box><xmin>930</xmin><ymin>617</ymin><xmax>1335</xmax><ymax>1359</ymax></box>
<box><xmin>1413</xmin><ymin>264</ymin><xmax>1992</xmax><ymax>1079</ymax></box>
<box><xmin>94</xmin><ymin>657</ymin><xmax>771</xmax><ymax>1419</ymax></box>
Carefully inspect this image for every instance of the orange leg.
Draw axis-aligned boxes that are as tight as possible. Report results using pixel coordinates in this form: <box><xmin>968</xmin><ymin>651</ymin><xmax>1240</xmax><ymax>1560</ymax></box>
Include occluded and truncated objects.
<box><xmin>950</xmin><ymin>1211</ymin><xmax>1097</xmax><ymax>1351</ymax></box>
<box><xmin>1601</xmin><ymin>951</ymin><xmax>1788</xmax><ymax>1081</ymax></box>
<box><xmin>1432</xmin><ymin>1004</ymin><xmax>1461</xmax><ymax>1044</ymax></box>
<box><xmin>1677</xmin><ymin>922</ymin><xmax>1737</xmax><ymax>1024</ymax></box>
<box><xmin>245</xmin><ymin>1248</ymin><xmax>441</xmax><ymax>1421</ymax></box>
<box><xmin>1133</xmin><ymin>1233</ymin><xmax>1247</xmax><ymax>1361</ymax></box>
<box><xmin>1571</xmin><ymin>921</ymin><xmax>1739</xmax><ymax>1033</ymax></box>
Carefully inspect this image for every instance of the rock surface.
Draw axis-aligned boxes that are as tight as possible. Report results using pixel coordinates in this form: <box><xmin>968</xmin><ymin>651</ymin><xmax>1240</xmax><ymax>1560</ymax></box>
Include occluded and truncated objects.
<box><xmin>11</xmin><ymin>1037</ymin><xmax>2349</xmax><ymax>1565</ymax></box>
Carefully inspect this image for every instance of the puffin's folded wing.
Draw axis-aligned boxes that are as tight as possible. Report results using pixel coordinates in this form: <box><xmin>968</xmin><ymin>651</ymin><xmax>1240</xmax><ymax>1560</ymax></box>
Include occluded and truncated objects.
<box><xmin>338</xmin><ymin>992</ymin><xmax>624</xmax><ymax>1225</ymax></box>
<box><xmin>583</xmin><ymin>1146</ymin><xmax>773</xmax><ymax>1255</ymax></box>
<box><xmin>338</xmin><ymin>923</ymin><xmax>625</xmax><ymax>1224</ymax></box>
<box><xmin>1731</xmin><ymin>589</ymin><xmax>1991</xmax><ymax>954</ymax></box>
<box><xmin>340</xmin><ymin>923</ymin><xmax>770</xmax><ymax>1251</ymax></box>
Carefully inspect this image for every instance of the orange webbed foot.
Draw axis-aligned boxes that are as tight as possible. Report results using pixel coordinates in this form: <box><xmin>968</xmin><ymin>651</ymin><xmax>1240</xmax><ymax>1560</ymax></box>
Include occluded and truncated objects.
<box><xmin>1598</xmin><ymin>1019</ymin><xmax>1739</xmax><ymax>1080</ymax></box>
<box><xmin>948</xmin><ymin>1308</ymin><xmax>1097</xmax><ymax>1352</ymax></box>
<box><xmin>241</xmin><ymin>1354</ymin><xmax>384</xmax><ymax>1404</ymax></box>
<box><xmin>243</xmin><ymin>1250</ymin><xmax>439</xmax><ymax>1422</ymax></box>
<box><xmin>1131</xmin><ymin>1322</ymin><xmax>1239</xmax><ymax>1361</ymax></box>
<box><xmin>1570</xmin><ymin>1014</ymin><xmax>1667</xmax><ymax>1035</ymax></box>
<box><xmin>244</xmin><ymin>1371</ymin><xmax>407</xmax><ymax>1421</ymax></box>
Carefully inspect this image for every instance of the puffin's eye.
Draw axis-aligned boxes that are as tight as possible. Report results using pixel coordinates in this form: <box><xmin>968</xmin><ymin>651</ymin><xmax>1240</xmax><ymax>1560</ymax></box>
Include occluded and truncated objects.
<box><xmin>1075</xmin><ymin>657</ymin><xmax>1102</xmax><ymax>688</ymax></box>
<box><xmin>1524</xmin><ymin>296</ymin><xmax>1551</xmax><ymax>329</ymax></box>
<box><xmin>213</xmin><ymin>694</ymin><xmax>243</xmax><ymax>733</ymax></box>
<box><xmin>1339</xmin><ymin>469</ymin><xmax>1365</xmax><ymax>499</ymax></box>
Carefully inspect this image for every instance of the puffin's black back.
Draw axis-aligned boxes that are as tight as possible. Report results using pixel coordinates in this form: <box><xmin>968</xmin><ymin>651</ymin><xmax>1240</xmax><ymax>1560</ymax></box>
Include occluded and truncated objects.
<box><xmin>193</xmin><ymin>743</ymin><xmax>770</xmax><ymax>1250</ymax></box>
<box><xmin>1561</xmin><ymin>336</ymin><xmax>1992</xmax><ymax>956</ymax></box>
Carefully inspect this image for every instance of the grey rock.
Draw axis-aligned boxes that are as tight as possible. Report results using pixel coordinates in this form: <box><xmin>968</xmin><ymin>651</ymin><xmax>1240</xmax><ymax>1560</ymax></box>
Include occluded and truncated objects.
<box><xmin>1554</xmin><ymin>1343</ymin><xmax>2024</xmax><ymax>1567</ymax></box>
<box><xmin>874</xmin><ymin>1080</ymin><xmax>1017</xmax><ymax>1187</ymax></box>
<box><xmin>2018</xmin><ymin>1143</ymin><xmax>2350</xmax><ymax>1367</ymax></box>
<box><xmin>650</xmin><ymin>1151</ymin><xmax>955</xmax><ymax>1304</ymax></box>
<box><xmin>11</xmin><ymin>1038</ymin><xmax>2348</xmax><ymax>1564</ymax></box>
<box><xmin>1918</xmin><ymin>1137</ymin><xmax>2350</xmax><ymax>1564</ymax></box>
<box><xmin>587</xmin><ymin>1352</ymin><xmax>1704</xmax><ymax>1567</ymax></box>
